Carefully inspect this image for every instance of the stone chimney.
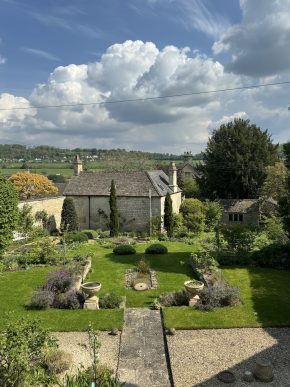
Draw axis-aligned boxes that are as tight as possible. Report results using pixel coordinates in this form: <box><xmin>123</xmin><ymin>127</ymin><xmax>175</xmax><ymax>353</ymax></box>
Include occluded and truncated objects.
<box><xmin>183</xmin><ymin>151</ymin><xmax>193</xmax><ymax>164</ymax></box>
<box><xmin>73</xmin><ymin>154</ymin><xmax>83</xmax><ymax>176</ymax></box>
<box><xmin>169</xmin><ymin>162</ymin><xmax>178</xmax><ymax>193</ymax></box>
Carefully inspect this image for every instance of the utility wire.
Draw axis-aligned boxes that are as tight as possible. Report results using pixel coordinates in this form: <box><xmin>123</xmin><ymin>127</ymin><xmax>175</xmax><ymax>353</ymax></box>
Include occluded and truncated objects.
<box><xmin>0</xmin><ymin>80</ymin><xmax>290</xmax><ymax>111</ymax></box>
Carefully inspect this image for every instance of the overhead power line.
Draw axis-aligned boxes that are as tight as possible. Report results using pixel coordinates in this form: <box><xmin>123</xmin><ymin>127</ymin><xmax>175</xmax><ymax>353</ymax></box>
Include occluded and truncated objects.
<box><xmin>0</xmin><ymin>80</ymin><xmax>290</xmax><ymax>111</ymax></box>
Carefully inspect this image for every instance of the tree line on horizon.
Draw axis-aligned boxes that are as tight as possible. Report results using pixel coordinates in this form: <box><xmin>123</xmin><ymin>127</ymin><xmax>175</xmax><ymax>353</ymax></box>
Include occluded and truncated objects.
<box><xmin>0</xmin><ymin>144</ymin><xmax>204</xmax><ymax>162</ymax></box>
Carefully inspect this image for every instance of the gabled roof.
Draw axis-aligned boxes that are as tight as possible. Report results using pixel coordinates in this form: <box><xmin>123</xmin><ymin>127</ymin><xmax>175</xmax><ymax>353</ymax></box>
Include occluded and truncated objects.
<box><xmin>63</xmin><ymin>170</ymin><xmax>181</xmax><ymax>197</ymax></box>
<box><xmin>219</xmin><ymin>198</ymin><xmax>277</xmax><ymax>214</ymax></box>
<box><xmin>219</xmin><ymin>199</ymin><xmax>258</xmax><ymax>213</ymax></box>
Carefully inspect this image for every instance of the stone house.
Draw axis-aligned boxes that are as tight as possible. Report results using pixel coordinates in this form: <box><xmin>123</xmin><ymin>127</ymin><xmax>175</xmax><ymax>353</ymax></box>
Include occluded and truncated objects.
<box><xmin>219</xmin><ymin>198</ymin><xmax>277</xmax><ymax>226</ymax></box>
<box><xmin>63</xmin><ymin>156</ymin><xmax>182</xmax><ymax>232</ymax></box>
<box><xmin>179</xmin><ymin>151</ymin><xmax>199</xmax><ymax>182</ymax></box>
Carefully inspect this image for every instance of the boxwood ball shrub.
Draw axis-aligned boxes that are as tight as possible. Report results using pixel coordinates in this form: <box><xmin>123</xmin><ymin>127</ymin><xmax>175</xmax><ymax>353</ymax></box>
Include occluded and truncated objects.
<box><xmin>113</xmin><ymin>244</ymin><xmax>136</xmax><ymax>255</ymax></box>
<box><xmin>145</xmin><ymin>243</ymin><xmax>168</xmax><ymax>254</ymax></box>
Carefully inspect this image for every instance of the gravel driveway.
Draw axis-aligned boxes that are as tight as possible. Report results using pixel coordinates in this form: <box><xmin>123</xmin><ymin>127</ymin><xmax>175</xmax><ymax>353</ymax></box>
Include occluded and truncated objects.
<box><xmin>167</xmin><ymin>328</ymin><xmax>290</xmax><ymax>387</ymax></box>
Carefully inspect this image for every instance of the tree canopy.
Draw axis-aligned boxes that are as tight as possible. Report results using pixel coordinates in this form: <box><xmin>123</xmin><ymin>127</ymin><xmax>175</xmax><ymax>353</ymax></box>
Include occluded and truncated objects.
<box><xmin>198</xmin><ymin>118</ymin><xmax>278</xmax><ymax>199</ymax></box>
<box><xmin>0</xmin><ymin>177</ymin><xmax>19</xmax><ymax>255</ymax></box>
<box><xmin>9</xmin><ymin>171</ymin><xmax>58</xmax><ymax>199</ymax></box>
<box><xmin>279</xmin><ymin>142</ymin><xmax>290</xmax><ymax>236</ymax></box>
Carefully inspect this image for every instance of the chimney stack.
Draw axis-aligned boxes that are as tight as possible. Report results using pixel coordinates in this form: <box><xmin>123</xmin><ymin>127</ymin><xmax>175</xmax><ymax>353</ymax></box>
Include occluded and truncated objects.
<box><xmin>183</xmin><ymin>151</ymin><xmax>193</xmax><ymax>164</ymax></box>
<box><xmin>73</xmin><ymin>154</ymin><xmax>83</xmax><ymax>176</ymax></box>
<box><xmin>169</xmin><ymin>162</ymin><xmax>178</xmax><ymax>193</ymax></box>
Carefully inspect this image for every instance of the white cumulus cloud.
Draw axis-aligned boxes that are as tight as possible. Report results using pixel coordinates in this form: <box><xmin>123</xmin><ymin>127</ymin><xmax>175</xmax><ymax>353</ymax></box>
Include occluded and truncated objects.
<box><xmin>0</xmin><ymin>39</ymin><xmax>289</xmax><ymax>152</ymax></box>
<box><xmin>213</xmin><ymin>0</ymin><xmax>290</xmax><ymax>76</ymax></box>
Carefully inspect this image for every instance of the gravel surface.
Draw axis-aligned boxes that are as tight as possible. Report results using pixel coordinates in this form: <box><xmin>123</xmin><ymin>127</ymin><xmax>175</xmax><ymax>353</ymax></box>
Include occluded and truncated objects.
<box><xmin>167</xmin><ymin>328</ymin><xmax>290</xmax><ymax>387</ymax></box>
<box><xmin>54</xmin><ymin>331</ymin><xmax>120</xmax><ymax>376</ymax></box>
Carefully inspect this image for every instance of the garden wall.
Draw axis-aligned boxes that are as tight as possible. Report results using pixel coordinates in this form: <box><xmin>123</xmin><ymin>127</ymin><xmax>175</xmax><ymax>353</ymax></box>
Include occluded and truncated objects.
<box><xmin>18</xmin><ymin>196</ymin><xmax>65</xmax><ymax>229</ymax></box>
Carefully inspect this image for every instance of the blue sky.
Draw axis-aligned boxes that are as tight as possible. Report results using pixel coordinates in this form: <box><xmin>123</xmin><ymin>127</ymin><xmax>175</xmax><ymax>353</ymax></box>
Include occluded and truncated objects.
<box><xmin>0</xmin><ymin>0</ymin><xmax>290</xmax><ymax>152</ymax></box>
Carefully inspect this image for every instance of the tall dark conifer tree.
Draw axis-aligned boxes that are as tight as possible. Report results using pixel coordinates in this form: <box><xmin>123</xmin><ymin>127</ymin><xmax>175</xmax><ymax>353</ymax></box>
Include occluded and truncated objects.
<box><xmin>164</xmin><ymin>193</ymin><xmax>173</xmax><ymax>237</ymax></box>
<box><xmin>109</xmin><ymin>180</ymin><xmax>119</xmax><ymax>237</ymax></box>
<box><xmin>61</xmin><ymin>197</ymin><xmax>79</xmax><ymax>231</ymax></box>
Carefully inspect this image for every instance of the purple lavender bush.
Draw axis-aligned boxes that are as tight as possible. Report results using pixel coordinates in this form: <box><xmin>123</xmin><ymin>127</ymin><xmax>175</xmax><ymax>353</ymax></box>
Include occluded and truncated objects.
<box><xmin>44</xmin><ymin>269</ymin><xmax>75</xmax><ymax>293</ymax></box>
<box><xmin>30</xmin><ymin>290</ymin><xmax>54</xmax><ymax>309</ymax></box>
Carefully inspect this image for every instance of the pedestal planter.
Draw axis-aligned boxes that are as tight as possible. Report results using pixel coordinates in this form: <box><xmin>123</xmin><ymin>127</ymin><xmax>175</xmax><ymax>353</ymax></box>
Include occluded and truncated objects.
<box><xmin>81</xmin><ymin>282</ymin><xmax>102</xmax><ymax>310</ymax></box>
<box><xmin>184</xmin><ymin>280</ymin><xmax>204</xmax><ymax>296</ymax></box>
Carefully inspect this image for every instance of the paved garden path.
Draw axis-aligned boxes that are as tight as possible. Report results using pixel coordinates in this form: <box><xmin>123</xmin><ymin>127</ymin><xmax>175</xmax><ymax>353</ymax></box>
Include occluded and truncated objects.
<box><xmin>117</xmin><ymin>308</ymin><xmax>172</xmax><ymax>387</ymax></box>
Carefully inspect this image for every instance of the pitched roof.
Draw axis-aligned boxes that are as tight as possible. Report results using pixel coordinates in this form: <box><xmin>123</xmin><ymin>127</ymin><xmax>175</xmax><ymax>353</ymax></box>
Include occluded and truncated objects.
<box><xmin>63</xmin><ymin>170</ymin><xmax>181</xmax><ymax>197</ymax></box>
<box><xmin>219</xmin><ymin>199</ymin><xmax>258</xmax><ymax>213</ymax></box>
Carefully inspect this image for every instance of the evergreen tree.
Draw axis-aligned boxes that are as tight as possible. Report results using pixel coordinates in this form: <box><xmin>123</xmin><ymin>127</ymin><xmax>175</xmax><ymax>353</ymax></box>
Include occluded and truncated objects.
<box><xmin>164</xmin><ymin>193</ymin><xmax>173</xmax><ymax>237</ymax></box>
<box><xmin>109</xmin><ymin>180</ymin><xmax>119</xmax><ymax>237</ymax></box>
<box><xmin>198</xmin><ymin>118</ymin><xmax>278</xmax><ymax>199</ymax></box>
<box><xmin>0</xmin><ymin>176</ymin><xmax>19</xmax><ymax>255</ymax></box>
<box><xmin>61</xmin><ymin>197</ymin><xmax>79</xmax><ymax>231</ymax></box>
<box><xmin>279</xmin><ymin>142</ymin><xmax>290</xmax><ymax>237</ymax></box>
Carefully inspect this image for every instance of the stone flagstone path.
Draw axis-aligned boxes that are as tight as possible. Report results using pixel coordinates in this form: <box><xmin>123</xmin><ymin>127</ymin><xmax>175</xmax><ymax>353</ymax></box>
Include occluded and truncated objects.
<box><xmin>117</xmin><ymin>308</ymin><xmax>172</xmax><ymax>387</ymax></box>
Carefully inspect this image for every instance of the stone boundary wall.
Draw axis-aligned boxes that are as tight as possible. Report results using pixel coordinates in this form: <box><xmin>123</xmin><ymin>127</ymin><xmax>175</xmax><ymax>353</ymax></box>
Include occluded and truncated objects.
<box><xmin>18</xmin><ymin>196</ymin><xmax>65</xmax><ymax>229</ymax></box>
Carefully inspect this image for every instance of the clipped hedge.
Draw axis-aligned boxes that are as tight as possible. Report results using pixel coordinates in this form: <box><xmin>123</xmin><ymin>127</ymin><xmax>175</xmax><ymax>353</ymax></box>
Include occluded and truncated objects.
<box><xmin>65</xmin><ymin>231</ymin><xmax>88</xmax><ymax>244</ymax></box>
<box><xmin>113</xmin><ymin>244</ymin><xmax>136</xmax><ymax>255</ymax></box>
<box><xmin>82</xmin><ymin>229</ymin><xmax>98</xmax><ymax>240</ymax></box>
<box><xmin>145</xmin><ymin>243</ymin><xmax>168</xmax><ymax>255</ymax></box>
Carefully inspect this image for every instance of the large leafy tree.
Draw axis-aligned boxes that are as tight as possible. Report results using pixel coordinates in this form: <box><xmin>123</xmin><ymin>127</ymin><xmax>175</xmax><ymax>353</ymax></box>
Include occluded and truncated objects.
<box><xmin>0</xmin><ymin>176</ymin><xmax>19</xmax><ymax>255</ymax></box>
<box><xmin>109</xmin><ymin>180</ymin><xmax>119</xmax><ymax>237</ymax></box>
<box><xmin>279</xmin><ymin>142</ymin><xmax>290</xmax><ymax>236</ymax></box>
<box><xmin>9</xmin><ymin>171</ymin><xmax>58</xmax><ymax>199</ymax></box>
<box><xmin>61</xmin><ymin>197</ymin><xmax>79</xmax><ymax>231</ymax></box>
<box><xmin>164</xmin><ymin>193</ymin><xmax>173</xmax><ymax>237</ymax></box>
<box><xmin>260</xmin><ymin>161</ymin><xmax>288</xmax><ymax>201</ymax></box>
<box><xmin>198</xmin><ymin>118</ymin><xmax>278</xmax><ymax>199</ymax></box>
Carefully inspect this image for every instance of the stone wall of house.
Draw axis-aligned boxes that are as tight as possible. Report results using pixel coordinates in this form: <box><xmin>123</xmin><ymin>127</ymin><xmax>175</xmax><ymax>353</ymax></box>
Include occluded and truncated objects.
<box><xmin>181</xmin><ymin>163</ymin><xmax>195</xmax><ymax>181</ymax></box>
<box><xmin>221</xmin><ymin>212</ymin><xmax>259</xmax><ymax>226</ymax></box>
<box><xmin>18</xmin><ymin>197</ymin><xmax>65</xmax><ymax>228</ymax></box>
<box><xmin>70</xmin><ymin>193</ymin><xmax>181</xmax><ymax>232</ymax></box>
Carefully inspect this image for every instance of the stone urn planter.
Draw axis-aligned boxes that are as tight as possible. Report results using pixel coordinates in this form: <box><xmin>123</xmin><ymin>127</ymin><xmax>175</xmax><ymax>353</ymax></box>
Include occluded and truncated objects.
<box><xmin>81</xmin><ymin>282</ymin><xmax>102</xmax><ymax>310</ymax></box>
<box><xmin>184</xmin><ymin>279</ymin><xmax>204</xmax><ymax>296</ymax></box>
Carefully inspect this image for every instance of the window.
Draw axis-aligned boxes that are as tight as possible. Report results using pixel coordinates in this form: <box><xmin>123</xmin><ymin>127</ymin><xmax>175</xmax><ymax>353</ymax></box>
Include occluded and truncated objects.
<box><xmin>229</xmin><ymin>213</ymin><xmax>244</xmax><ymax>222</ymax></box>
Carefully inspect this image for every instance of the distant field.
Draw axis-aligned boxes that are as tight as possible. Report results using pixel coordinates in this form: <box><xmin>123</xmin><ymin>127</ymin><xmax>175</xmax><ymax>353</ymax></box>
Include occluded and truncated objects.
<box><xmin>0</xmin><ymin>159</ymin><xmax>203</xmax><ymax>178</ymax></box>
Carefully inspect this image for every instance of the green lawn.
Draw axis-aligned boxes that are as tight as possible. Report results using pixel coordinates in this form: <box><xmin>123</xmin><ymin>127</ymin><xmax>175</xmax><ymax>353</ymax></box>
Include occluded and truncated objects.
<box><xmin>0</xmin><ymin>266</ymin><xmax>123</xmax><ymax>331</ymax></box>
<box><xmin>163</xmin><ymin>267</ymin><xmax>290</xmax><ymax>329</ymax></box>
<box><xmin>1</xmin><ymin>241</ymin><xmax>290</xmax><ymax>331</ymax></box>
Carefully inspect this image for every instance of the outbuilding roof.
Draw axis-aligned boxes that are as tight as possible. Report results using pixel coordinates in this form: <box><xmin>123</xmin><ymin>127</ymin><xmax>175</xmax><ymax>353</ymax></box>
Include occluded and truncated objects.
<box><xmin>219</xmin><ymin>198</ymin><xmax>277</xmax><ymax>213</ymax></box>
<box><xmin>63</xmin><ymin>170</ymin><xmax>181</xmax><ymax>197</ymax></box>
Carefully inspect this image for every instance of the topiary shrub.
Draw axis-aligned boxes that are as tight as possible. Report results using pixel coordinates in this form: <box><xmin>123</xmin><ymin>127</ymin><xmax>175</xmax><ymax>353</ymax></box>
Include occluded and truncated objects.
<box><xmin>30</xmin><ymin>290</ymin><xmax>55</xmax><ymax>310</ymax></box>
<box><xmin>65</xmin><ymin>231</ymin><xmax>88</xmax><ymax>244</ymax></box>
<box><xmin>145</xmin><ymin>243</ymin><xmax>168</xmax><ymax>254</ymax></box>
<box><xmin>113</xmin><ymin>244</ymin><xmax>136</xmax><ymax>255</ymax></box>
<box><xmin>82</xmin><ymin>229</ymin><xmax>98</xmax><ymax>239</ymax></box>
<box><xmin>99</xmin><ymin>293</ymin><xmax>122</xmax><ymax>309</ymax></box>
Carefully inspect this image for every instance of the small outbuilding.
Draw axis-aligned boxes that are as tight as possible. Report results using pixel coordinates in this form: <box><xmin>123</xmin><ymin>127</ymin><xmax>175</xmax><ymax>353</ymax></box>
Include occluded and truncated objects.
<box><xmin>219</xmin><ymin>198</ymin><xmax>277</xmax><ymax>226</ymax></box>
